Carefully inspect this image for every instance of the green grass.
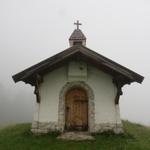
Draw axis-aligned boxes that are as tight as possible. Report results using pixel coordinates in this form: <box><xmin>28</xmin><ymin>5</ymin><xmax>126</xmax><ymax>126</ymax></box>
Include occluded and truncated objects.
<box><xmin>0</xmin><ymin>121</ymin><xmax>150</xmax><ymax>150</ymax></box>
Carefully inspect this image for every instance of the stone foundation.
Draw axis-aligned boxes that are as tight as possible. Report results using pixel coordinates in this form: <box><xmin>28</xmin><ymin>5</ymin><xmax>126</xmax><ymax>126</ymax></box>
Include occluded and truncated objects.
<box><xmin>94</xmin><ymin>123</ymin><xmax>124</xmax><ymax>134</ymax></box>
<box><xmin>31</xmin><ymin>121</ymin><xmax>123</xmax><ymax>134</ymax></box>
<box><xmin>31</xmin><ymin>121</ymin><xmax>59</xmax><ymax>134</ymax></box>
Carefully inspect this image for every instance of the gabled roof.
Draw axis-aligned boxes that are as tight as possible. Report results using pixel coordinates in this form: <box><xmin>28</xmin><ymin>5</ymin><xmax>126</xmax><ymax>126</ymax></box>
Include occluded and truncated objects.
<box><xmin>12</xmin><ymin>45</ymin><xmax>144</xmax><ymax>86</ymax></box>
<box><xmin>69</xmin><ymin>29</ymin><xmax>86</xmax><ymax>40</ymax></box>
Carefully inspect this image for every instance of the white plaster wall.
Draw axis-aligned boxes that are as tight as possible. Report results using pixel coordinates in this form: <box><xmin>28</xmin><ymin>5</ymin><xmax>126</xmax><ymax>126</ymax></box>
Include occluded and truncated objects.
<box><xmin>87</xmin><ymin>65</ymin><xmax>118</xmax><ymax>124</ymax></box>
<box><xmin>34</xmin><ymin>62</ymin><xmax>121</xmax><ymax>125</ymax></box>
<box><xmin>33</xmin><ymin>103</ymin><xmax>40</xmax><ymax>122</ymax></box>
<box><xmin>38</xmin><ymin>66</ymin><xmax>67</xmax><ymax>122</ymax></box>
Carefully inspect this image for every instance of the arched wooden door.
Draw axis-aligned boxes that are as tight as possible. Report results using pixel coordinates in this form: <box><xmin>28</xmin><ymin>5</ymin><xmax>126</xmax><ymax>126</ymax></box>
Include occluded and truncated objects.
<box><xmin>65</xmin><ymin>88</ymin><xmax>88</xmax><ymax>131</ymax></box>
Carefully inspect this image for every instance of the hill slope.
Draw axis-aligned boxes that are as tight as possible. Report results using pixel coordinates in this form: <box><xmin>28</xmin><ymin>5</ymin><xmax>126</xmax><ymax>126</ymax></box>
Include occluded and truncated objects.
<box><xmin>0</xmin><ymin>121</ymin><xmax>150</xmax><ymax>150</ymax></box>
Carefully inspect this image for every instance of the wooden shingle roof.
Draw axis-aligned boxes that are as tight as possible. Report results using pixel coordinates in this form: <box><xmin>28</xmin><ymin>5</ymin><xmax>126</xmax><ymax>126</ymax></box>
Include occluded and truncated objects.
<box><xmin>12</xmin><ymin>45</ymin><xmax>144</xmax><ymax>86</ymax></box>
<box><xmin>69</xmin><ymin>29</ymin><xmax>86</xmax><ymax>40</ymax></box>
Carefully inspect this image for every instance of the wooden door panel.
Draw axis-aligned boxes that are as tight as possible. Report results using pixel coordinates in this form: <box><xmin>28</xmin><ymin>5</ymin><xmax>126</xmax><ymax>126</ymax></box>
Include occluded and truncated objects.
<box><xmin>65</xmin><ymin>88</ymin><xmax>88</xmax><ymax>131</ymax></box>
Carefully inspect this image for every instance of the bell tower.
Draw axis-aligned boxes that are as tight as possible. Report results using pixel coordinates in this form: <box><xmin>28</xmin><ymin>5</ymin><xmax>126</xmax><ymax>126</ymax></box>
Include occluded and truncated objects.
<box><xmin>69</xmin><ymin>20</ymin><xmax>86</xmax><ymax>47</ymax></box>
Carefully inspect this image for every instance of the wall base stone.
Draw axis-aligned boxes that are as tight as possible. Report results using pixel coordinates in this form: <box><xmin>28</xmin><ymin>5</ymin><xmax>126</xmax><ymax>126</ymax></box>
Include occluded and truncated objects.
<box><xmin>31</xmin><ymin>121</ymin><xmax>124</xmax><ymax>134</ymax></box>
<box><xmin>31</xmin><ymin>121</ymin><xmax>59</xmax><ymax>134</ymax></box>
<box><xmin>93</xmin><ymin>123</ymin><xmax>124</xmax><ymax>134</ymax></box>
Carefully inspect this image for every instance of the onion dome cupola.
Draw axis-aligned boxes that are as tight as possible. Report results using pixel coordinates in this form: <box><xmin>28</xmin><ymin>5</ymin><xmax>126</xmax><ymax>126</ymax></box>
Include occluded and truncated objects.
<box><xmin>69</xmin><ymin>20</ymin><xmax>86</xmax><ymax>47</ymax></box>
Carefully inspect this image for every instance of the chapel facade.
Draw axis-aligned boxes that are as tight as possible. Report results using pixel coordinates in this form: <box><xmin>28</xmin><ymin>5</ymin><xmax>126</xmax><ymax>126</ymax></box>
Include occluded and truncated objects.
<box><xmin>12</xmin><ymin>21</ymin><xmax>144</xmax><ymax>134</ymax></box>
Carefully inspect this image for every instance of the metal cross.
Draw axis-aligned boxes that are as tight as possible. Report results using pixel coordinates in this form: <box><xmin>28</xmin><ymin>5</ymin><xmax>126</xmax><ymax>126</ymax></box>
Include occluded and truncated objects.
<box><xmin>74</xmin><ymin>20</ymin><xmax>82</xmax><ymax>30</ymax></box>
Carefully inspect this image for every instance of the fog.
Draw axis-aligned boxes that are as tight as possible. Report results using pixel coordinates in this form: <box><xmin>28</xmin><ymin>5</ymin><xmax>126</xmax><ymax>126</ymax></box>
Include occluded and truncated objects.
<box><xmin>0</xmin><ymin>0</ymin><xmax>150</xmax><ymax>127</ymax></box>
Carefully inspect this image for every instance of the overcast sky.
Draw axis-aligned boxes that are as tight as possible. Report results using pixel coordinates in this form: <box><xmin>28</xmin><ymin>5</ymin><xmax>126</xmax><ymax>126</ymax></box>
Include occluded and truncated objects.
<box><xmin>0</xmin><ymin>0</ymin><xmax>150</xmax><ymax>126</ymax></box>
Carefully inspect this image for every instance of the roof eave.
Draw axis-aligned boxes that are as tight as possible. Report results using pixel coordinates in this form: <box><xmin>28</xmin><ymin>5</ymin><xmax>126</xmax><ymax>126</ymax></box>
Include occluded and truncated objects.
<box><xmin>12</xmin><ymin>45</ymin><xmax>144</xmax><ymax>85</ymax></box>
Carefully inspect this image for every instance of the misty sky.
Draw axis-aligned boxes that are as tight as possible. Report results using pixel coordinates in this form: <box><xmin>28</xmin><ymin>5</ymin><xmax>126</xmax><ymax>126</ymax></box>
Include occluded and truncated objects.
<box><xmin>0</xmin><ymin>0</ymin><xmax>150</xmax><ymax>126</ymax></box>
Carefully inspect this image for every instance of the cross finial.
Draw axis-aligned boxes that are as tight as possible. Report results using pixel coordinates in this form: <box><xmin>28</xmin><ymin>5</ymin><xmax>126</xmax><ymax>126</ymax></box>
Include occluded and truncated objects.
<box><xmin>74</xmin><ymin>20</ymin><xmax>82</xmax><ymax>30</ymax></box>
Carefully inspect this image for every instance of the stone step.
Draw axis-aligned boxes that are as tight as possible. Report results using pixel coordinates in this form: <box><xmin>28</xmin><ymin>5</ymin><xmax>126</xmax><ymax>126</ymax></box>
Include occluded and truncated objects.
<box><xmin>57</xmin><ymin>132</ymin><xmax>95</xmax><ymax>141</ymax></box>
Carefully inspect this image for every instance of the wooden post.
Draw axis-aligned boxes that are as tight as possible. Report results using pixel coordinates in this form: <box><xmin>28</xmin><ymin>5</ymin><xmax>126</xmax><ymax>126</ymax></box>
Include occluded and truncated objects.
<box><xmin>113</xmin><ymin>75</ymin><xmax>130</xmax><ymax>104</ymax></box>
<box><xmin>34</xmin><ymin>74</ymin><xmax>43</xmax><ymax>103</ymax></box>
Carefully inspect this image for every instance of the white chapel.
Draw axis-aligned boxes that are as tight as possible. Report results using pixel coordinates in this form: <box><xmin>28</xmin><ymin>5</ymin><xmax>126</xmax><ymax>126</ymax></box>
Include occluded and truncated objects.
<box><xmin>12</xmin><ymin>21</ymin><xmax>144</xmax><ymax>134</ymax></box>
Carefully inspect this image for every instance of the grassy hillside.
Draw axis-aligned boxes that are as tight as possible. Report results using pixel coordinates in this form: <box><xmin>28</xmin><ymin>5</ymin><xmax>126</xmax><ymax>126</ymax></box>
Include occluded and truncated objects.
<box><xmin>0</xmin><ymin>121</ymin><xmax>150</xmax><ymax>150</ymax></box>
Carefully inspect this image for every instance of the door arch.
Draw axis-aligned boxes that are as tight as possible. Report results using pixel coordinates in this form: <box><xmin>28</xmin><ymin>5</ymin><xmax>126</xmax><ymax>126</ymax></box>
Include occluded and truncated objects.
<box><xmin>58</xmin><ymin>81</ymin><xmax>95</xmax><ymax>132</ymax></box>
<box><xmin>65</xmin><ymin>88</ymin><xmax>88</xmax><ymax>131</ymax></box>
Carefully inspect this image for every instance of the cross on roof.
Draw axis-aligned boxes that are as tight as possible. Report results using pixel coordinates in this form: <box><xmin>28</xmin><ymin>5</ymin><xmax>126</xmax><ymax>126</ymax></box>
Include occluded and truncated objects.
<box><xmin>74</xmin><ymin>20</ymin><xmax>82</xmax><ymax>30</ymax></box>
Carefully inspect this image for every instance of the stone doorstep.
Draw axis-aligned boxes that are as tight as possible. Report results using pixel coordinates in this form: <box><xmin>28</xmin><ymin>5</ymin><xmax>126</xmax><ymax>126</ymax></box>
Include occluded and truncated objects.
<box><xmin>57</xmin><ymin>132</ymin><xmax>95</xmax><ymax>141</ymax></box>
